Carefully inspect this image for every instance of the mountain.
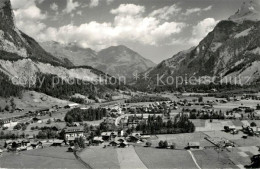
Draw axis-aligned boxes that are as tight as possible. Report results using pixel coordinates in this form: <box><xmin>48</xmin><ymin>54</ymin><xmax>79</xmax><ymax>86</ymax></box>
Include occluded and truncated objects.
<box><xmin>40</xmin><ymin>42</ymin><xmax>156</xmax><ymax>79</ymax></box>
<box><xmin>229</xmin><ymin>0</ymin><xmax>260</xmax><ymax>22</ymax></box>
<box><xmin>0</xmin><ymin>0</ymin><xmax>119</xmax><ymax>100</ymax></box>
<box><xmin>40</xmin><ymin>41</ymin><xmax>97</xmax><ymax>67</ymax></box>
<box><xmin>95</xmin><ymin>45</ymin><xmax>155</xmax><ymax>78</ymax></box>
<box><xmin>0</xmin><ymin>0</ymin><xmax>68</xmax><ymax>66</ymax></box>
<box><xmin>136</xmin><ymin>0</ymin><xmax>260</xmax><ymax>88</ymax></box>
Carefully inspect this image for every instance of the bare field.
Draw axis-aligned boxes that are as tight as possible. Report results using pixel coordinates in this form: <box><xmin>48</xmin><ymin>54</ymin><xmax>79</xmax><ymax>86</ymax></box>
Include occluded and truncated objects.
<box><xmin>0</xmin><ymin>147</ymin><xmax>83</xmax><ymax>168</ymax></box>
<box><xmin>192</xmin><ymin>149</ymin><xmax>237</xmax><ymax>168</ymax></box>
<box><xmin>79</xmin><ymin>146</ymin><xmax>120</xmax><ymax>169</ymax></box>
<box><xmin>134</xmin><ymin>146</ymin><xmax>197</xmax><ymax>169</ymax></box>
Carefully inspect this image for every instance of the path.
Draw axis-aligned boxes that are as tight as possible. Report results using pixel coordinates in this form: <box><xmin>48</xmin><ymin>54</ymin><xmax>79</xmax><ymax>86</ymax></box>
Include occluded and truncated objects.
<box><xmin>188</xmin><ymin>150</ymin><xmax>202</xmax><ymax>169</ymax></box>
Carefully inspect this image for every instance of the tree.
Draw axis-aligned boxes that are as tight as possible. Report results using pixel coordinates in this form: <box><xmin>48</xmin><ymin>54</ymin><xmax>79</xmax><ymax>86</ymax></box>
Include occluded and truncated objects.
<box><xmin>46</xmin><ymin>119</ymin><xmax>51</xmax><ymax>124</ymax></box>
<box><xmin>163</xmin><ymin>141</ymin><xmax>168</xmax><ymax>148</ymax></box>
<box><xmin>251</xmin><ymin>122</ymin><xmax>257</xmax><ymax>127</ymax></box>
<box><xmin>198</xmin><ymin>96</ymin><xmax>203</xmax><ymax>102</ymax></box>
<box><xmin>158</xmin><ymin>141</ymin><xmax>163</xmax><ymax>148</ymax></box>
<box><xmin>146</xmin><ymin>142</ymin><xmax>152</xmax><ymax>147</ymax></box>
<box><xmin>10</xmin><ymin>98</ymin><xmax>16</xmax><ymax>111</ymax></box>
<box><xmin>5</xmin><ymin>105</ymin><xmax>10</xmax><ymax>111</ymax></box>
<box><xmin>170</xmin><ymin>143</ymin><xmax>176</xmax><ymax>149</ymax></box>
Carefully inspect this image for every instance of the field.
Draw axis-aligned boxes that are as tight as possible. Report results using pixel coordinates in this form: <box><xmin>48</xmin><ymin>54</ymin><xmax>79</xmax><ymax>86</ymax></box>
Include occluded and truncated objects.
<box><xmin>0</xmin><ymin>147</ymin><xmax>83</xmax><ymax>168</ymax></box>
<box><xmin>79</xmin><ymin>145</ymin><xmax>198</xmax><ymax>169</ymax></box>
<box><xmin>134</xmin><ymin>146</ymin><xmax>197</xmax><ymax>169</ymax></box>
<box><xmin>79</xmin><ymin>146</ymin><xmax>120</xmax><ymax>169</ymax></box>
<box><xmin>192</xmin><ymin>149</ymin><xmax>237</xmax><ymax>168</ymax></box>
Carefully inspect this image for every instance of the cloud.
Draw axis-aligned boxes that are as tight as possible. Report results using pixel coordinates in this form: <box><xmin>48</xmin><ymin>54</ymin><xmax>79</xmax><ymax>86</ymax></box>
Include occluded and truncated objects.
<box><xmin>50</xmin><ymin>2</ymin><xmax>58</xmax><ymax>11</ymax></box>
<box><xmin>14</xmin><ymin>5</ymin><xmax>46</xmax><ymax>20</ymax></box>
<box><xmin>63</xmin><ymin>0</ymin><xmax>80</xmax><ymax>13</ymax></box>
<box><xmin>31</xmin><ymin>4</ymin><xmax>186</xmax><ymax>50</ymax></box>
<box><xmin>89</xmin><ymin>0</ymin><xmax>99</xmax><ymax>8</ymax></box>
<box><xmin>11</xmin><ymin>0</ymin><xmax>47</xmax><ymax>40</ymax></box>
<box><xmin>76</xmin><ymin>10</ymin><xmax>82</xmax><ymax>15</ymax></box>
<box><xmin>183</xmin><ymin>5</ymin><xmax>212</xmax><ymax>16</ymax></box>
<box><xmin>149</xmin><ymin>4</ymin><xmax>182</xmax><ymax>20</ymax></box>
<box><xmin>111</xmin><ymin>4</ymin><xmax>145</xmax><ymax>16</ymax></box>
<box><xmin>188</xmin><ymin>18</ymin><xmax>219</xmax><ymax>45</ymax></box>
<box><xmin>106</xmin><ymin>0</ymin><xmax>114</xmax><ymax>5</ymax></box>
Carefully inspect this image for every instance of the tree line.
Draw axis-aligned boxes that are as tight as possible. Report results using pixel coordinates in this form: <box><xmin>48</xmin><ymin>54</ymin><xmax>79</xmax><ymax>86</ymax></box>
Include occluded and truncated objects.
<box><xmin>125</xmin><ymin>96</ymin><xmax>170</xmax><ymax>103</ymax></box>
<box><xmin>0</xmin><ymin>71</ymin><xmax>23</xmax><ymax>98</ymax></box>
<box><xmin>64</xmin><ymin>107</ymin><xmax>107</xmax><ymax>123</ymax></box>
<box><xmin>135</xmin><ymin>114</ymin><xmax>195</xmax><ymax>134</ymax></box>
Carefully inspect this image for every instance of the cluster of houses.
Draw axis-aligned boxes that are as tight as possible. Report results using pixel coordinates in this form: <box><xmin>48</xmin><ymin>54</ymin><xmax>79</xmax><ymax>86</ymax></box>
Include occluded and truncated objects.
<box><xmin>92</xmin><ymin>131</ymin><xmax>150</xmax><ymax>148</ymax></box>
<box><xmin>1</xmin><ymin>126</ymin><xmax>87</xmax><ymax>152</ymax></box>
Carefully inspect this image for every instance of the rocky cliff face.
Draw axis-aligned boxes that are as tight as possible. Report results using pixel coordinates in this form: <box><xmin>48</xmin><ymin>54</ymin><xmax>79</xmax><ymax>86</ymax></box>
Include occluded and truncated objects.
<box><xmin>40</xmin><ymin>42</ymin><xmax>155</xmax><ymax>79</ymax></box>
<box><xmin>0</xmin><ymin>0</ymin><xmax>66</xmax><ymax>65</ymax></box>
<box><xmin>0</xmin><ymin>0</ymin><xmax>108</xmax><ymax>87</ymax></box>
<box><xmin>137</xmin><ymin>0</ymin><xmax>260</xmax><ymax>87</ymax></box>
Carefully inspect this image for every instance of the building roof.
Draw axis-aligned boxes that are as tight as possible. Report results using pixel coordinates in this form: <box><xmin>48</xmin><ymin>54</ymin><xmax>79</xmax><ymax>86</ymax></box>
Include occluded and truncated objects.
<box><xmin>188</xmin><ymin>142</ymin><xmax>200</xmax><ymax>146</ymax></box>
<box><xmin>93</xmin><ymin>137</ymin><xmax>103</xmax><ymax>141</ymax></box>
<box><xmin>68</xmin><ymin>103</ymin><xmax>79</xmax><ymax>107</ymax></box>
<box><xmin>52</xmin><ymin>139</ymin><xmax>64</xmax><ymax>144</ymax></box>
<box><xmin>65</xmin><ymin>127</ymin><xmax>84</xmax><ymax>133</ymax></box>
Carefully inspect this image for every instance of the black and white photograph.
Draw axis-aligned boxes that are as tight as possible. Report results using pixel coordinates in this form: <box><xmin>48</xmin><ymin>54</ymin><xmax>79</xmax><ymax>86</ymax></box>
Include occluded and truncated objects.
<box><xmin>0</xmin><ymin>0</ymin><xmax>260</xmax><ymax>168</ymax></box>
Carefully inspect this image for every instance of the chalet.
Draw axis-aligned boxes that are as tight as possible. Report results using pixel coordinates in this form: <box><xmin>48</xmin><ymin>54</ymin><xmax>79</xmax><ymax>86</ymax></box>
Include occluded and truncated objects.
<box><xmin>118</xmin><ymin>138</ymin><xmax>125</xmax><ymax>143</ymax></box>
<box><xmin>32</xmin><ymin>117</ymin><xmax>42</xmax><ymax>123</ymax></box>
<box><xmin>27</xmin><ymin>135</ymin><xmax>34</xmax><ymax>140</ymax></box>
<box><xmin>93</xmin><ymin>137</ymin><xmax>104</xmax><ymax>144</ymax></box>
<box><xmin>37</xmin><ymin>108</ymin><xmax>50</xmax><ymax>114</ymax></box>
<box><xmin>51</xmin><ymin>140</ymin><xmax>65</xmax><ymax>146</ymax></box>
<box><xmin>109</xmin><ymin>141</ymin><xmax>119</xmax><ymax>146</ymax></box>
<box><xmin>15</xmin><ymin>108</ymin><xmax>24</xmax><ymax>112</ymax></box>
<box><xmin>101</xmin><ymin>132</ymin><xmax>117</xmax><ymax>141</ymax></box>
<box><xmin>65</xmin><ymin>103</ymin><xmax>79</xmax><ymax>109</ymax></box>
<box><xmin>127</xmin><ymin>136</ymin><xmax>139</xmax><ymax>142</ymax></box>
<box><xmin>30</xmin><ymin>141</ymin><xmax>43</xmax><ymax>149</ymax></box>
<box><xmin>187</xmin><ymin>142</ymin><xmax>200</xmax><ymax>149</ymax></box>
<box><xmin>65</xmin><ymin>127</ymin><xmax>84</xmax><ymax>142</ymax></box>
<box><xmin>119</xmin><ymin>141</ymin><xmax>129</xmax><ymax>148</ymax></box>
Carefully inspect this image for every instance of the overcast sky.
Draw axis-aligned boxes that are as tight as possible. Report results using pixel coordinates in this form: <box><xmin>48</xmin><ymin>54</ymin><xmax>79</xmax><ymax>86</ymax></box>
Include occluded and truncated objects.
<box><xmin>10</xmin><ymin>0</ymin><xmax>244</xmax><ymax>63</ymax></box>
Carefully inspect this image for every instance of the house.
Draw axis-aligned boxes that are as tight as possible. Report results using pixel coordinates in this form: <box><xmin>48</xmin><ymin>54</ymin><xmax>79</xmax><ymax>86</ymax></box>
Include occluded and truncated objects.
<box><xmin>118</xmin><ymin>138</ymin><xmax>125</xmax><ymax>143</ymax></box>
<box><xmin>0</xmin><ymin>149</ymin><xmax>3</xmax><ymax>156</ymax></box>
<box><xmin>127</xmin><ymin>136</ymin><xmax>139</xmax><ymax>142</ymax></box>
<box><xmin>101</xmin><ymin>132</ymin><xmax>112</xmax><ymax>141</ymax></box>
<box><xmin>32</xmin><ymin>117</ymin><xmax>42</xmax><ymax>123</ymax></box>
<box><xmin>65</xmin><ymin>103</ymin><xmax>79</xmax><ymax>109</ymax></box>
<box><xmin>51</xmin><ymin>140</ymin><xmax>65</xmax><ymax>146</ymax></box>
<box><xmin>109</xmin><ymin>141</ymin><xmax>119</xmax><ymax>146</ymax></box>
<box><xmin>187</xmin><ymin>142</ymin><xmax>200</xmax><ymax>149</ymax></box>
<box><xmin>101</xmin><ymin>132</ymin><xmax>117</xmax><ymax>141</ymax></box>
<box><xmin>65</xmin><ymin>127</ymin><xmax>84</xmax><ymax>142</ymax></box>
<box><xmin>93</xmin><ymin>137</ymin><xmax>104</xmax><ymax>144</ymax></box>
<box><xmin>30</xmin><ymin>141</ymin><xmax>43</xmax><ymax>149</ymax></box>
<box><xmin>119</xmin><ymin>141</ymin><xmax>129</xmax><ymax>148</ymax></box>
<box><xmin>27</xmin><ymin>135</ymin><xmax>34</xmax><ymax>140</ymax></box>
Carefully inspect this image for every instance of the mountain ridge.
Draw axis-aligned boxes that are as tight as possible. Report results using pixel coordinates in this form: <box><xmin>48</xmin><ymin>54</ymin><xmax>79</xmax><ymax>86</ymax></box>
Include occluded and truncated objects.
<box><xmin>134</xmin><ymin>0</ymin><xmax>260</xmax><ymax>89</ymax></box>
<box><xmin>40</xmin><ymin>42</ymin><xmax>156</xmax><ymax>79</ymax></box>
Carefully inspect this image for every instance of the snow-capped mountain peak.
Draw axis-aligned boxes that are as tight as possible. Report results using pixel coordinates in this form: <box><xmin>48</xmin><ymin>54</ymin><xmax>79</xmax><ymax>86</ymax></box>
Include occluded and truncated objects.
<box><xmin>229</xmin><ymin>0</ymin><xmax>260</xmax><ymax>22</ymax></box>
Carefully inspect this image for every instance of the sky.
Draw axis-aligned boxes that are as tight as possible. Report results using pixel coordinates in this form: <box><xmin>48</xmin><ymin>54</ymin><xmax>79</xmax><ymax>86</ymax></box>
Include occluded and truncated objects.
<box><xmin>10</xmin><ymin>0</ymin><xmax>245</xmax><ymax>63</ymax></box>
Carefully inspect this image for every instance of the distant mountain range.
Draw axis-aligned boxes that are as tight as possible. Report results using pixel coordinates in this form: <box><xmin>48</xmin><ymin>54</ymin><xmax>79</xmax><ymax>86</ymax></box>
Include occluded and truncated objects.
<box><xmin>135</xmin><ymin>0</ymin><xmax>260</xmax><ymax>88</ymax></box>
<box><xmin>40</xmin><ymin>42</ymin><xmax>155</xmax><ymax>79</ymax></box>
